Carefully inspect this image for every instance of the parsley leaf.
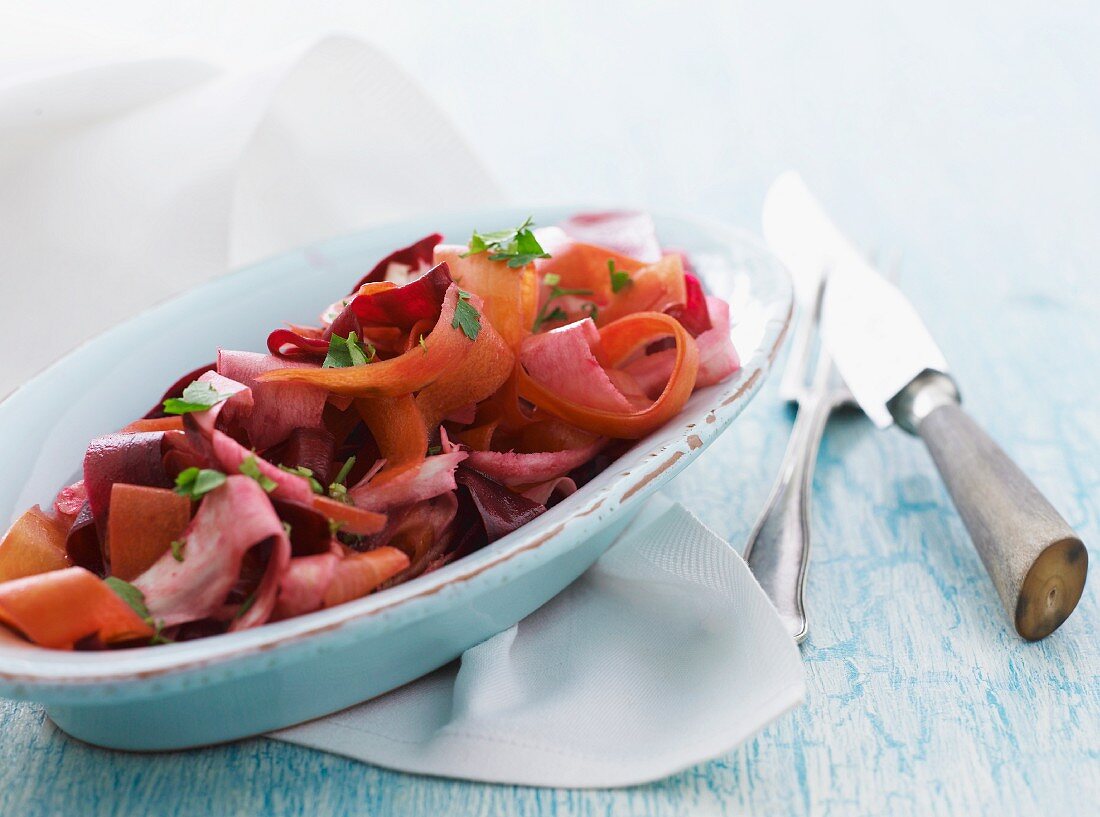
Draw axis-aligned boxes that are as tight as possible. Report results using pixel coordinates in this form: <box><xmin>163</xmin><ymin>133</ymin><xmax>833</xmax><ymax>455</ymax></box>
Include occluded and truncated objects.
<box><xmin>452</xmin><ymin>290</ymin><xmax>482</xmax><ymax>341</ymax></box>
<box><xmin>235</xmin><ymin>591</ymin><xmax>257</xmax><ymax>620</ymax></box>
<box><xmin>333</xmin><ymin>456</ymin><xmax>356</xmax><ymax>486</ymax></box>
<box><xmin>462</xmin><ymin>216</ymin><xmax>550</xmax><ymax>268</ymax></box>
<box><xmin>170</xmin><ymin>539</ymin><xmax>185</xmax><ymax>562</ymax></box>
<box><xmin>532</xmin><ymin>283</ymin><xmax>596</xmax><ymax>332</ymax></box>
<box><xmin>278</xmin><ymin>464</ymin><xmax>323</xmax><ymax>494</ymax></box>
<box><xmin>239</xmin><ymin>455</ymin><xmax>277</xmax><ymax>493</ymax></box>
<box><xmin>149</xmin><ymin>620</ymin><xmax>173</xmax><ymax>645</ymax></box>
<box><xmin>174</xmin><ymin>467</ymin><xmax>227</xmax><ymax>500</ymax></box>
<box><xmin>608</xmin><ymin>259</ymin><xmax>632</xmax><ymax>293</ymax></box>
<box><xmin>105</xmin><ymin>577</ymin><xmax>151</xmax><ymax>620</ymax></box>
<box><xmin>328</xmin><ymin>456</ymin><xmax>356</xmax><ymax>503</ymax></box>
<box><xmin>323</xmin><ymin>331</ymin><xmax>375</xmax><ymax>369</ymax></box>
<box><xmin>163</xmin><ymin>380</ymin><xmax>229</xmax><ymax>415</ymax></box>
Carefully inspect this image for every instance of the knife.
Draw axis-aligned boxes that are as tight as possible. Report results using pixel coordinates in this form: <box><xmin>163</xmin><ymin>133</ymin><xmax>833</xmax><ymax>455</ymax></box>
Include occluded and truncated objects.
<box><xmin>762</xmin><ymin>172</ymin><xmax>1088</xmax><ymax>640</ymax></box>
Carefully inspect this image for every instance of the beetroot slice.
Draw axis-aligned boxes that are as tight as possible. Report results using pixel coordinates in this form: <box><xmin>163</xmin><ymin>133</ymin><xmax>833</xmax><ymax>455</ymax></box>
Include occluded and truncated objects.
<box><xmin>275</xmin><ymin>427</ymin><xmax>336</xmax><ymax>487</ymax></box>
<box><xmin>348</xmin><ymin>263</ymin><xmax>453</xmax><ymax>330</ymax></box>
<box><xmin>270</xmin><ymin>498</ymin><xmax>332</xmax><ymax>556</ymax></box>
<box><xmin>668</xmin><ymin>272</ymin><xmax>713</xmax><ymax>337</ymax></box>
<box><xmin>267</xmin><ymin>328</ymin><xmax>331</xmax><ymax>359</ymax></box>
<box><xmin>350</xmin><ymin>232</ymin><xmax>443</xmax><ymax>292</ymax></box>
<box><xmin>455</xmin><ymin>466</ymin><xmax>545</xmax><ymax>543</ymax></box>
<box><xmin>65</xmin><ymin>501</ymin><xmax>104</xmax><ymax>575</ymax></box>
<box><xmin>83</xmin><ymin>432</ymin><xmax>172</xmax><ymax>539</ymax></box>
<box><xmin>559</xmin><ymin>211</ymin><xmax>662</xmax><ymax>264</ymax></box>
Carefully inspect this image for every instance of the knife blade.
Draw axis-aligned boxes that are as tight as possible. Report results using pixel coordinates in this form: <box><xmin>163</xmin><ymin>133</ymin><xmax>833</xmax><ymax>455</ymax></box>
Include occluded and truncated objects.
<box><xmin>762</xmin><ymin>171</ymin><xmax>1087</xmax><ymax>641</ymax></box>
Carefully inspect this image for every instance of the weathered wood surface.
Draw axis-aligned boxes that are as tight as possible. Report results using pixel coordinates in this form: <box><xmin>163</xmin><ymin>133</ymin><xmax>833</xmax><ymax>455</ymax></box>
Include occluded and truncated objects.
<box><xmin>1</xmin><ymin>1</ymin><xmax>1097</xmax><ymax>814</ymax></box>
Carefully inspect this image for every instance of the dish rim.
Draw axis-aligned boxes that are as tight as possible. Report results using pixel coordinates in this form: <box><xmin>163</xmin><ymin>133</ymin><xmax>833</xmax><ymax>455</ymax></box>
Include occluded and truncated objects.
<box><xmin>0</xmin><ymin>206</ymin><xmax>793</xmax><ymax>690</ymax></box>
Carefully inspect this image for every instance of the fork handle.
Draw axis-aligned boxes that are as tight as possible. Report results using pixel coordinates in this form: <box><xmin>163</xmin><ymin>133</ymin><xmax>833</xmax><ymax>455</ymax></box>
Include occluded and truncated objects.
<box><xmin>743</xmin><ymin>391</ymin><xmax>833</xmax><ymax>643</ymax></box>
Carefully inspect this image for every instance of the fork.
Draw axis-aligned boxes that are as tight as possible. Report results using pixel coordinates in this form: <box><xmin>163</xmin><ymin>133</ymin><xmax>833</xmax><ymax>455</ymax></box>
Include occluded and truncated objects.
<box><xmin>742</xmin><ymin>274</ymin><xmax>853</xmax><ymax>644</ymax></box>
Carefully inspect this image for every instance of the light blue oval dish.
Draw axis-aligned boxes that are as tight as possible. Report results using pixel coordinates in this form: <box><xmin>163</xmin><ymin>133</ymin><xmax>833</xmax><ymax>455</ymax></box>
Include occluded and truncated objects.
<box><xmin>0</xmin><ymin>207</ymin><xmax>792</xmax><ymax>750</ymax></box>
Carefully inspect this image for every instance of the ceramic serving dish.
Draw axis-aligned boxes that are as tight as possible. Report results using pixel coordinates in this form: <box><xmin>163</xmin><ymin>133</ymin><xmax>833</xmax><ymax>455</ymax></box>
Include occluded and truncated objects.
<box><xmin>0</xmin><ymin>208</ymin><xmax>792</xmax><ymax>750</ymax></box>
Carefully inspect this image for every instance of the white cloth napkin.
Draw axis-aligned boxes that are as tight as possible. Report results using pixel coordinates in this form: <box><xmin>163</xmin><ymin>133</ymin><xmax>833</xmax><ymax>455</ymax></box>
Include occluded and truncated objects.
<box><xmin>0</xmin><ymin>21</ymin><xmax>501</xmax><ymax>399</ymax></box>
<box><xmin>0</xmin><ymin>24</ymin><xmax>805</xmax><ymax>787</ymax></box>
<box><xmin>271</xmin><ymin>496</ymin><xmax>805</xmax><ymax>787</ymax></box>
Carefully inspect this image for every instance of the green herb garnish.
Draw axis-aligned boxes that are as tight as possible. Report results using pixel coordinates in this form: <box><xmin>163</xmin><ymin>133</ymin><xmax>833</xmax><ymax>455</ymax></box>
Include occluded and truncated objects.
<box><xmin>170</xmin><ymin>539</ymin><xmax>185</xmax><ymax>562</ymax></box>
<box><xmin>323</xmin><ymin>331</ymin><xmax>375</xmax><ymax>369</ymax></box>
<box><xmin>532</xmin><ymin>279</ymin><xmax>596</xmax><ymax>332</ymax></box>
<box><xmin>462</xmin><ymin>216</ymin><xmax>550</xmax><ymax>268</ymax></box>
<box><xmin>608</xmin><ymin>259</ymin><xmax>632</xmax><ymax>293</ymax></box>
<box><xmin>278</xmin><ymin>464</ymin><xmax>324</xmax><ymax>494</ymax></box>
<box><xmin>333</xmin><ymin>456</ymin><xmax>356</xmax><ymax>486</ymax></box>
<box><xmin>106</xmin><ymin>577</ymin><xmax>172</xmax><ymax>644</ymax></box>
<box><xmin>162</xmin><ymin>380</ymin><xmax>229</xmax><ymax>415</ymax></box>
<box><xmin>149</xmin><ymin>620</ymin><xmax>173</xmax><ymax>645</ymax></box>
<box><xmin>426</xmin><ymin>444</ymin><xmax>442</xmax><ymax>456</ymax></box>
<box><xmin>328</xmin><ymin>456</ymin><xmax>356</xmax><ymax>503</ymax></box>
<box><xmin>419</xmin><ymin>334</ymin><xmax>428</xmax><ymax>354</ymax></box>
<box><xmin>282</xmin><ymin>521</ymin><xmax>293</xmax><ymax>537</ymax></box>
<box><xmin>174</xmin><ymin>467</ymin><xmax>227</xmax><ymax>500</ymax></box>
<box><xmin>105</xmin><ymin>577</ymin><xmax>151</xmax><ymax>620</ymax></box>
<box><xmin>235</xmin><ymin>591</ymin><xmax>257</xmax><ymax>620</ymax></box>
<box><xmin>452</xmin><ymin>290</ymin><xmax>482</xmax><ymax>341</ymax></box>
<box><xmin>327</xmin><ymin>518</ymin><xmax>345</xmax><ymax>537</ymax></box>
<box><xmin>239</xmin><ymin>455</ymin><xmax>277</xmax><ymax>493</ymax></box>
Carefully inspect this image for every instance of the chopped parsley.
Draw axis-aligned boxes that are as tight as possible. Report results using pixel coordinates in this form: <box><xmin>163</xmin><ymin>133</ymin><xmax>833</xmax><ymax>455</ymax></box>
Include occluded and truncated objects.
<box><xmin>235</xmin><ymin>591</ymin><xmax>257</xmax><ymax>620</ymax></box>
<box><xmin>239</xmin><ymin>455</ymin><xmax>277</xmax><ymax>493</ymax></box>
<box><xmin>149</xmin><ymin>621</ymin><xmax>173</xmax><ymax>645</ymax></box>
<box><xmin>452</xmin><ymin>290</ymin><xmax>482</xmax><ymax>341</ymax></box>
<box><xmin>327</xmin><ymin>518</ymin><xmax>345</xmax><ymax>537</ymax></box>
<box><xmin>323</xmin><ymin>331</ymin><xmax>375</xmax><ymax>368</ymax></box>
<box><xmin>419</xmin><ymin>334</ymin><xmax>428</xmax><ymax>354</ymax></box>
<box><xmin>328</xmin><ymin>456</ymin><xmax>356</xmax><ymax>503</ymax></box>
<box><xmin>282</xmin><ymin>521</ymin><xmax>293</xmax><ymax>537</ymax></box>
<box><xmin>333</xmin><ymin>456</ymin><xmax>356</xmax><ymax>486</ymax></box>
<box><xmin>532</xmin><ymin>279</ymin><xmax>596</xmax><ymax>332</ymax></box>
<box><xmin>278</xmin><ymin>464</ymin><xmax>324</xmax><ymax>494</ymax></box>
<box><xmin>462</xmin><ymin>216</ymin><xmax>550</xmax><ymax>268</ymax></box>
<box><xmin>105</xmin><ymin>577</ymin><xmax>151</xmax><ymax>620</ymax></box>
<box><xmin>170</xmin><ymin>539</ymin><xmax>185</xmax><ymax>562</ymax></box>
<box><xmin>608</xmin><ymin>259</ymin><xmax>632</xmax><ymax>293</ymax></box>
<box><xmin>174</xmin><ymin>467</ymin><xmax>227</xmax><ymax>500</ymax></box>
<box><xmin>106</xmin><ymin>577</ymin><xmax>172</xmax><ymax>645</ymax></box>
<box><xmin>426</xmin><ymin>444</ymin><xmax>442</xmax><ymax>456</ymax></box>
<box><xmin>162</xmin><ymin>380</ymin><xmax>229</xmax><ymax>415</ymax></box>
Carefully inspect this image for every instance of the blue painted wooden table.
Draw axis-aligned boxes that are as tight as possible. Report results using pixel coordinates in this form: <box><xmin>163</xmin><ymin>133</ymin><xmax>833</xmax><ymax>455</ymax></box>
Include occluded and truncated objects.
<box><xmin>1</xmin><ymin>2</ymin><xmax>1097</xmax><ymax>814</ymax></box>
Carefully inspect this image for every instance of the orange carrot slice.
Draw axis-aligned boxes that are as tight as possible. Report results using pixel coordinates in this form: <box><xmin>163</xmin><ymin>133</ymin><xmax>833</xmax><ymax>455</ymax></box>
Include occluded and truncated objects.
<box><xmin>121</xmin><ymin>416</ymin><xmax>185</xmax><ymax>434</ymax></box>
<box><xmin>107</xmin><ymin>484</ymin><xmax>192</xmax><ymax>581</ymax></box>
<box><xmin>0</xmin><ymin>506</ymin><xmax>71</xmax><ymax>583</ymax></box>
<box><xmin>322</xmin><ymin>546</ymin><xmax>409</xmax><ymax>608</ymax></box>
<box><xmin>355</xmin><ymin>394</ymin><xmax>428</xmax><ymax>472</ymax></box>
<box><xmin>517</xmin><ymin>311</ymin><xmax>699</xmax><ymax>439</ymax></box>
<box><xmin>434</xmin><ymin>246</ymin><xmax>538</xmax><ymax>351</ymax></box>
<box><xmin>311</xmin><ymin>496</ymin><xmax>387</xmax><ymax>536</ymax></box>
<box><xmin>258</xmin><ymin>285</ymin><xmax>471</xmax><ymax>397</ymax></box>
<box><xmin>0</xmin><ymin>567</ymin><xmax>153</xmax><ymax>649</ymax></box>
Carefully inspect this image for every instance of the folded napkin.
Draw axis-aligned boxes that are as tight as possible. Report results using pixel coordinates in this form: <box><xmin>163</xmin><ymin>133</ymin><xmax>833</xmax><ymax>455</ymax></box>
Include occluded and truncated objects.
<box><xmin>271</xmin><ymin>496</ymin><xmax>805</xmax><ymax>787</ymax></box>
<box><xmin>0</xmin><ymin>21</ymin><xmax>501</xmax><ymax>399</ymax></box>
<box><xmin>0</xmin><ymin>23</ymin><xmax>804</xmax><ymax>787</ymax></box>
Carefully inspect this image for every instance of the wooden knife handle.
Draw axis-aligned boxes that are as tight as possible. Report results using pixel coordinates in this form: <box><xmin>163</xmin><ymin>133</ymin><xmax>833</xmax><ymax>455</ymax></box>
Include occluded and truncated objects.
<box><xmin>896</xmin><ymin>372</ymin><xmax>1088</xmax><ymax>640</ymax></box>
